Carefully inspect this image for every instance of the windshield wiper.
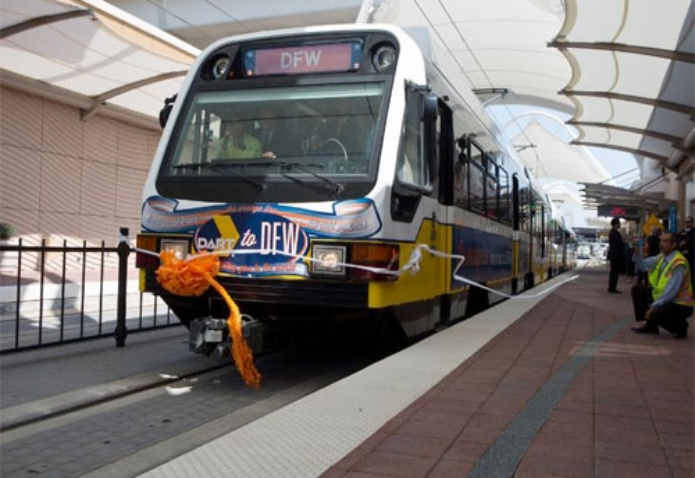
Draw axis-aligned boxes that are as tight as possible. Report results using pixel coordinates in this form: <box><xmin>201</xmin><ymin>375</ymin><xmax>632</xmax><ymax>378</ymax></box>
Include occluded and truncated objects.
<box><xmin>278</xmin><ymin>161</ymin><xmax>344</xmax><ymax>196</ymax></box>
<box><xmin>173</xmin><ymin>162</ymin><xmax>210</xmax><ymax>170</ymax></box>
<box><xmin>206</xmin><ymin>162</ymin><xmax>266</xmax><ymax>192</ymax></box>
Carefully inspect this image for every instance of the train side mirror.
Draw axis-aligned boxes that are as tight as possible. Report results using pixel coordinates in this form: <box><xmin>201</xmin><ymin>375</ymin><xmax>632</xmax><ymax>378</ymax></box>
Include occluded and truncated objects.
<box><xmin>159</xmin><ymin>94</ymin><xmax>177</xmax><ymax>129</ymax></box>
<box><xmin>457</xmin><ymin>136</ymin><xmax>467</xmax><ymax>151</ymax></box>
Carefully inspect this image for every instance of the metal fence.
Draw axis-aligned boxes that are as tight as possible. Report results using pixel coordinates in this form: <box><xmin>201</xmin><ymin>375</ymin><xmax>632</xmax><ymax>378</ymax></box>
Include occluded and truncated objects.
<box><xmin>0</xmin><ymin>230</ymin><xmax>178</xmax><ymax>353</ymax></box>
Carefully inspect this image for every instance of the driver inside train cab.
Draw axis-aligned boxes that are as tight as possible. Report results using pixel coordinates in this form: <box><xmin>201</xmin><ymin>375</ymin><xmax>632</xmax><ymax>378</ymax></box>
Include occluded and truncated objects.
<box><xmin>216</xmin><ymin>121</ymin><xmax>262</xmax><ymax>160</ymax></box>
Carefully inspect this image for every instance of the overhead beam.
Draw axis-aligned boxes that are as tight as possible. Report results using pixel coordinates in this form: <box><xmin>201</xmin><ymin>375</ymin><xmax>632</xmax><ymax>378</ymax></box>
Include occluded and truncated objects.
<box><xmin>472</xmin><ymin>87</ymin><xmax>510</xmax><ymax>96</ymax></box>
<box><xmin>80</xmin><ymin>70</ymin><xmax>187</xmax><ymax>121</ymax></box>
<box><xmin>548</xmin><ymin>41</ymin><xmax>695</xmax><ymax>64</ymax></box>
<box><xmin>567</xmin><ymin>121</ymin><xmax>683</xmax><ymax>144</ymax></box>
<box><xmin>571</xmin><ymin>141</ymin><xmax>670</xmax><ymax>163</ymax></box>
<box><xmin>0</xmin><ymin>9</ymin><xmax>93</xmax><ymax>40</ymax></box>
<box><xmin>560</xmin><ymin>89</ymin><xmax>694</xmax><ymax>116</ymax></box>
<box><xmin>677</xmin><ymin>156</ymin><xmax>695</xmax><ymax>177</ymax></box>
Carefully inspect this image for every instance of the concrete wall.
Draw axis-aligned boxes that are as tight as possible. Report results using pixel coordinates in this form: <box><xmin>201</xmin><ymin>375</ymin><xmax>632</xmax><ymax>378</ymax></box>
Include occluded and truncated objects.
<box><xmin>0</xmin><ymin>86</ymin><xmax>160</xmax><ymax>250</ymax></box>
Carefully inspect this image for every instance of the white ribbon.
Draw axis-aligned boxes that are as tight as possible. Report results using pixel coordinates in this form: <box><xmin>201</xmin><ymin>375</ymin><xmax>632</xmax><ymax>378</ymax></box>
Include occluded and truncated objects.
<box><xmin>133</xmin><ymin>242</ymin><xmax>577</xmax><ymax>300</ymax></box>
<box><xmin>403</xmin><ymin>244</ymin><xmax>578</xmax><ymax>300</ymax></box>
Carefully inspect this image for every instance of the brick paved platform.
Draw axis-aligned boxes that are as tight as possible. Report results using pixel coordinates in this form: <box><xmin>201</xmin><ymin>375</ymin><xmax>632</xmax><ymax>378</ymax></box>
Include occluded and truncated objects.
<box><xmin>318</xmin><ymin>267</ymin><xmax>693</xmax><ymax>478</ymax></box>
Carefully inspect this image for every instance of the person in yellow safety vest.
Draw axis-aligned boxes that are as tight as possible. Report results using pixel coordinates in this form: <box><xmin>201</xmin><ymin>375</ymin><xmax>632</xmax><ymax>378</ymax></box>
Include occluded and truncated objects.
<box><xmin>631</xmin><ymin>231</ymin><xmax>693</xmax><ymax>338</ymax></box>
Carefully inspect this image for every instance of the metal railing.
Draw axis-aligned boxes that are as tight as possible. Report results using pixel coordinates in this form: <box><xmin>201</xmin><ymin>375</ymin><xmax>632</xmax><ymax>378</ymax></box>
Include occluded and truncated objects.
<box><xmin>0</xmin><ymin>229</ymin><xmax>178</xmax><ymax>353</ymax></box>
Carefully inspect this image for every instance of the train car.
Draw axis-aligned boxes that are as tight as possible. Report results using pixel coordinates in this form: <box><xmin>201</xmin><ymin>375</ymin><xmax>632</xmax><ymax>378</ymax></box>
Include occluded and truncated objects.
<box><xmin>548</xmin><ymin>209</ymin><xmax>578</xmax><ymax>275</ymax></box>
<box><xmin>136</xmin><ymin>24</ymin><xmax>572</xmax><ymax>354</ymax></box>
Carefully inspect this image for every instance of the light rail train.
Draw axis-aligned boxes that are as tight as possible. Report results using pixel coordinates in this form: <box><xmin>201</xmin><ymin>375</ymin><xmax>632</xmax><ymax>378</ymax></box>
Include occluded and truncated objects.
<box><xmin>136</xmin><ymin>24</ymin><xmax>575</xmax><ymax>354</ymax></box>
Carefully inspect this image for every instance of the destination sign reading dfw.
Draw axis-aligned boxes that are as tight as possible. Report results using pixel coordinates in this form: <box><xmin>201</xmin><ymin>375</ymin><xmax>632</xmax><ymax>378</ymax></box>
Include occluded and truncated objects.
<box><xmin>246</xmin><ymin>42</ymin><xmax>361</xmax><ymax>76</ymax></box>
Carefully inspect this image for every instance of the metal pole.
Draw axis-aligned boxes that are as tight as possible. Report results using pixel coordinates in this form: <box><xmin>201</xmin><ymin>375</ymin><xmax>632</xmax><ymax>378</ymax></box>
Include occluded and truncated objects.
<box><xmin>115</xmin><ymin>227</ymin><xmax>130</xmax><ymax>347</ymax></box>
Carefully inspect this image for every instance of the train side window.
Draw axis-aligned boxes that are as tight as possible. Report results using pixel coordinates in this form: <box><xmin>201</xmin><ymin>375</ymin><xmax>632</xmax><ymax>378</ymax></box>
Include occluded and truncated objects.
<box><xmin>454</xmin><ymin>137</ymin><xmax>469</xmax><ymax>208</ymax></box>
<box><xmin>538</xmin><ymin>199</ymin><xmax>545</xmax><ymax>238</ymax></box>
<box><xmin>396</xmin><ymin>88</ymin><xmax>434</xmax><ymax>192</ymax></box>
<box><xmin>512</xmin><ymin>174</ymin><xmax>520</xmax><ymax>231</ymax></box>
<box><xmin>540</xmin><ymin>205</ymin><xmax>547</xmax><ymax>258</ymax></box>
<box><xmin>519</xmin><ymin>186</ymin><xmax>530</xmax><ymax>232</ymax></box>
<box><xmin>529</xmin><ymin>193</ymin><xmax>542</xmax><ymax>237</ymax></box>
<box><xmin>392</xmin><ymin>87</ymin><xmax>437</xmax><ymax>222</ymax></box>
<box><xmin>531</xmin><ymin>193</ymin><xmax>543</xmax><ymax>237</ymax></box>
<box><xmin>485</xmin><ymin>155</ymin><xmax>499</xmax><ymax>219</ymax></box>
<box><xmin>469</xmin><ymin>143</ymin><xmax>485</xmax><ymax>213</ymax></box>
<box><xmin>499</xmin><ymin>166</ymin><xmax>511</xmax><ymax>225</ymax></box>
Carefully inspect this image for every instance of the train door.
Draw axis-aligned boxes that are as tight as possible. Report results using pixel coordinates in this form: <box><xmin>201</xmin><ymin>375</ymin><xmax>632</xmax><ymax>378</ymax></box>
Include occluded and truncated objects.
<box><xmin>525</xmin><ymin>191</ymin><xmax>535</xmax><ymax>289</ymax></box>
<box><xmin>437</xmin><ymin>98</ymin><xmax>455</xmax><ymax>325</ymax></box>
<box><xmin>511</xmin><ymin>174</ymin><xmax>520</xmax><ymax>294</ymax></box>
<box><xmin>541</xmin><ymin>204</ymin><xmax>547</xmax><ymax>280</ymax></box>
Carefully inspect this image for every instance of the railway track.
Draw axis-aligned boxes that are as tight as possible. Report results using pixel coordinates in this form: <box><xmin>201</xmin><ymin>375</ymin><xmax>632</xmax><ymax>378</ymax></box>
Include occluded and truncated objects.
<box><xmin>1</xmin><ymin>326</ymin><xmax>395</xmax><ymax>478</ymax></box>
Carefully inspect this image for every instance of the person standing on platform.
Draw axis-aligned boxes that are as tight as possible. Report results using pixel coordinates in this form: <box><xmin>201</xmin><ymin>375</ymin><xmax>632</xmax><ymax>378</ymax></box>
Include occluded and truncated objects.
<box><xmin>678</xmin><ymin>216</ymin><xmax>694</xmax><ymax>289</ymax></box>
<box><xmin>607</xmin><ymin>217</ymin><xmax>624</xmax><ymax>293</ymax></box>
<box><xmin>631</xmin><ymin>231</ymin><xmax>693</xmax><ymax>338</ymax></box>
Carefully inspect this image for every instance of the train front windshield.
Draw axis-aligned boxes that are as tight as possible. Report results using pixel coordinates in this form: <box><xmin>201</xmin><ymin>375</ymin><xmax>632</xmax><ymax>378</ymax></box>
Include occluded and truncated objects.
<box><xmin>159</xmin><ymin>82</ymin><xmax>385</xmax><ymax>202</ymax></box>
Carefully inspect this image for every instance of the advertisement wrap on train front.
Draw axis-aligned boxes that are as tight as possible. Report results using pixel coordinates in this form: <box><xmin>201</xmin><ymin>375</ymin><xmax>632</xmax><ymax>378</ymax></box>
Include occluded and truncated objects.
<box><xmin>142</xmin><ymin>196</ymin><xmax>383</xmax><ymax>278</ymax></box>
<box><xmin>194</xmin><ymin>211</ymin><xmax>311</xmax><ymax>277</ymax></box>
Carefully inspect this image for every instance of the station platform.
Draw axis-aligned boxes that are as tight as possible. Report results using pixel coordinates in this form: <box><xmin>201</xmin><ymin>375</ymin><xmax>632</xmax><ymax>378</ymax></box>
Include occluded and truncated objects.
<box><xmin>140</xmin><ymin>266</ymin><xmax>693</xmax><ymax>478</ymax></box>
<box><xmin>2</xmin><ymin>265</ymin><xmax>692</xmax><ymax>478</ymax></box>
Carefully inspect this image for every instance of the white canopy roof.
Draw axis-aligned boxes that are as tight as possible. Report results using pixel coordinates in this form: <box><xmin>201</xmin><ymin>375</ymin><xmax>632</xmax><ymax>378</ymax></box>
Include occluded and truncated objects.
<box><xmin>112</xmin><ymin>0</ymin><xmax>575</xmax><ymax>114</ymax></box>
<box><xmin>551</xmin><ymin>0</ymin><xmax>695</xmax><ymax>174</ymax></box>
<box><xmin>513</xmin><ymin>119</ymin><xmax>612</xmax><ymax>184</ymax></box>
<box><xmin>379</xmin><ymin>0</ymin><xmax>573</xmax><ymax>114</ymax></box>
<box><xmin>2</xmin><ymin>0</ymin><xmax>692</xmax><ymax>179</ymax></box>
<box><xmin>0</xmin><ymin>0</ymin><xmax>199</xmax><ymax>127</ymax></box>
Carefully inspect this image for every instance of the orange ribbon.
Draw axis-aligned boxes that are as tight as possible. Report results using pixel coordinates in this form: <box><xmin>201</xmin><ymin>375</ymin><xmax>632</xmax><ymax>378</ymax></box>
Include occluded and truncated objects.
<box><xmin>156</xmin><ymin>251</ymin><xmax>261</xmax><ymax>389</ymax></box>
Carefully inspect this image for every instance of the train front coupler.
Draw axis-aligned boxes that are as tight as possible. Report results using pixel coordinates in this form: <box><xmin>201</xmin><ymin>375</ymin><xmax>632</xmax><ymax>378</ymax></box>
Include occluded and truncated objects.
<box><xmin>188</xmin><ymin>314</ymin><xmax>264</xmax><ymax>358</ymax></box>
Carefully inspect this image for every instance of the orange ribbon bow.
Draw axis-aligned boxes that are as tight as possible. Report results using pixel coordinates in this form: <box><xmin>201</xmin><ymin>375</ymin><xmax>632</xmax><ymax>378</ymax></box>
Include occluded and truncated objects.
<box><xmin>156</xmin><ymin>251</ymin><xmax>261</xmax><ymax>389</ymax></box>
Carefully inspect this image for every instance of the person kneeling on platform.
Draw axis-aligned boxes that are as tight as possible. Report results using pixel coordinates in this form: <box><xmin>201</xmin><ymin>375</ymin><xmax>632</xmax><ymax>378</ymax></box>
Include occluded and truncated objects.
<box><xmin>631</xmin><ymin>231</ymin><xmax>693</xmax><ymax>338</ymax></box>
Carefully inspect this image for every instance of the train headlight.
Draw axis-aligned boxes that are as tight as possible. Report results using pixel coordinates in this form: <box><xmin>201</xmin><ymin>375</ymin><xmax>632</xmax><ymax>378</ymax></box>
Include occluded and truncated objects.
<box><xmin>312</xmin><ymin>245</ymin><xmax>346</xmax><ymax>276</ymax></box>
<box><xmin>211</xmin><ymin>56</ymin><xmax>231</xmax><ymax>79</ymax></box>
<box><xmin>350</xmin><ymin>244</ymin><xmax>399</xmax><ymax>282</ymax></box>
<box><xmin>161</xmin><ymin>239</ymin><xmax>189</xmax><ymax>261</ymax></box>
<box><xmin>136</xmin><ymin>234</ymin><xmax>158</xmax><ymax>268</ymax></box>
<box><xmin>372</xmin><ymin>45</ymin><xmax>396</xmax><ymax>72</ymax></box>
